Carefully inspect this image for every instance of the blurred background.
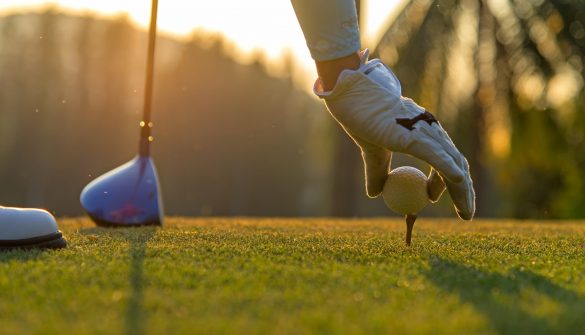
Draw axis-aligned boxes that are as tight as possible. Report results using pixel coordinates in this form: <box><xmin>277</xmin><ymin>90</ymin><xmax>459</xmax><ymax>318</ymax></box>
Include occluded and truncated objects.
<box><xmin>0</xmin><ymin>0</ymin><xmax>583</xmax><ymax>219</ymax></box>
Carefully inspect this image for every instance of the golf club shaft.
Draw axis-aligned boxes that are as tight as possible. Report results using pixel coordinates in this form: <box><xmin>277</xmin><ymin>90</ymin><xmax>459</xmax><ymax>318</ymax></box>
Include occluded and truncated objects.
<box><xmin>139</xmin><ymin>0</ymin><xmax>159</xmax><ymax>156</ymax></box>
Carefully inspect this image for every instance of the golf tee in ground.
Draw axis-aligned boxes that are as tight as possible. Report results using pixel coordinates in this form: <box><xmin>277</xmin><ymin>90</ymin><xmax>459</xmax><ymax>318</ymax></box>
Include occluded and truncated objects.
<box><xmin>405</xmin><ymin>214</ymin><xmax>416</xmax><ymax>246</ymax></box>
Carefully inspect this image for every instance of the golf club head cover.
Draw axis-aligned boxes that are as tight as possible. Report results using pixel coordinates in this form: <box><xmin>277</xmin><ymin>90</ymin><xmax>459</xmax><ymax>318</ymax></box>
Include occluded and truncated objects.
<box><xmin>314</xmin><ymin>50</ymin><xmax>475</xmax><ymax>220</ymax></box>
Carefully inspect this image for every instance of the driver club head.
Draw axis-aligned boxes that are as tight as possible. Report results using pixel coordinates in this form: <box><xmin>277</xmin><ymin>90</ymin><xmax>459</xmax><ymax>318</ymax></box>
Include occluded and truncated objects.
<box><xmin>80</xmin><ymin>155</ymin><xmax>164</xmax><ymax>227</ymax></box>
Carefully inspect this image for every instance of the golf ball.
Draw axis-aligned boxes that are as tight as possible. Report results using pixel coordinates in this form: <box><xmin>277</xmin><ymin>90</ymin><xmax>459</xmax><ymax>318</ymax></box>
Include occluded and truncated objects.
<box><xmin>382</xmin><ymin>166</ymin><xmax>429</xmax><ymax>215</ymax></box>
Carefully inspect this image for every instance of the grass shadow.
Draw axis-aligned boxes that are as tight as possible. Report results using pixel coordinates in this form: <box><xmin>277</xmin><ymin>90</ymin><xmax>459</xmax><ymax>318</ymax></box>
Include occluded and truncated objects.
<box><xmin>63</xmin><ymin>225</ymin><xmax>159</xmax><ymax>334</ymax></box>
<box><xmin>80</xmin><ymin>226</ymin><xmax>157</xmax><ymax>335</ymax></box>
<box><xmin>424</xmin><ymin>256</ymin><xmax>585</xmax><ymax>334</ymax></box>
<box><xmin>124</xmin><ymin>227</ymin><xmax>156</xmax><ymax>335</ymax></box>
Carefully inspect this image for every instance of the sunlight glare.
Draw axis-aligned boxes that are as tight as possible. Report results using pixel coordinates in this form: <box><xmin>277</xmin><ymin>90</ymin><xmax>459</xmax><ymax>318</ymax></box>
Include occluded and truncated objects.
<box><xmin>0</xmin><ymin>0</ymin><xmax>401</xmax><ymax>88</ymax></box>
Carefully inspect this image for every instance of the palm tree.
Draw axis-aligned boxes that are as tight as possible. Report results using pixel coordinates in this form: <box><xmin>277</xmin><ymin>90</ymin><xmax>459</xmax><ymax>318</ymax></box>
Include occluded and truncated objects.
<box><xmin>372</xmin><ymin>0</ymin><xmax>585</xmax><ymax>218</ymax></box>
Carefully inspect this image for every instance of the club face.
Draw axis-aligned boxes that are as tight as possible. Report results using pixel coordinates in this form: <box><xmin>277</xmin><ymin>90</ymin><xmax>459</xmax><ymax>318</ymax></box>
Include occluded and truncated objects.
<box><xmin>80</xmin><ymin>155</ymin><xmax>164</xmax><ymax>227</ymax></box>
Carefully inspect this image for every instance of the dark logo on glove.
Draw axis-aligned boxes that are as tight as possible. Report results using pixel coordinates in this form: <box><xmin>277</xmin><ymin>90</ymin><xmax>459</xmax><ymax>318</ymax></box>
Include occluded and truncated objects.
<box><xmin>396</xmin><ymin>111</ymin><xmax>438</xmax><ymax>131</ymax></box>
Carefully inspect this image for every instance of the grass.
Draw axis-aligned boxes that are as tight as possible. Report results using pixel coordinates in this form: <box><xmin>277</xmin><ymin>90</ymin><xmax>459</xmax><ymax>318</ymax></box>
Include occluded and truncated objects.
<box><xmin>1</xmin><ymin>217</ymin><xmax>584</xmax><ymax>335</ymax></box>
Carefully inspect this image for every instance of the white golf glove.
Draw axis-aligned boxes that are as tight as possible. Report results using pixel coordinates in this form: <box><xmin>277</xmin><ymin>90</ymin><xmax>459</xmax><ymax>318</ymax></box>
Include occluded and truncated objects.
<box><xmin>315</xmin><ymin>50</ymin><xmax>475</xmax><ymax>220</ymax></box>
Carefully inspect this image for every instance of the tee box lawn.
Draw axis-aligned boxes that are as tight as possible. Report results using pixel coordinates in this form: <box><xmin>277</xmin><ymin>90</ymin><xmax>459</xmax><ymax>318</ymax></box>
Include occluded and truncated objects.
<box><xmin>1</xmin><ymin>217</ymin><xmax>584</xmax><ymax>334</ymax></box>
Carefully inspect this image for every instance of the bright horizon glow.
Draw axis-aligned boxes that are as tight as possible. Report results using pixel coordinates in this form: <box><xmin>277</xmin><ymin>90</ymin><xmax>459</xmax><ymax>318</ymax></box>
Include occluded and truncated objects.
<box><xmin>0</xmin><ymin>0</ymin><xmax>402</xmax><ymax>88</ymax></box>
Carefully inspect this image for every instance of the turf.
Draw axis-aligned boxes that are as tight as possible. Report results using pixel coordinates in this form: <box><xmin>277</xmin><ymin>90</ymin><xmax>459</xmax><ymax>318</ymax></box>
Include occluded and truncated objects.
<box><xmin>1</xmin><ymin>218</ymin><xmax>584</xmax><ymax>335</ymax></box>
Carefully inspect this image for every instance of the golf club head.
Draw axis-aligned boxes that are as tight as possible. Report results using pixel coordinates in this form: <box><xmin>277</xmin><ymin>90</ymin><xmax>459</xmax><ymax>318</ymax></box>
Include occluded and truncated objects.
<box><xmin>80</xmin><ymin>155</ymin><xmax>164</xmax><ymax>227</ymax></box>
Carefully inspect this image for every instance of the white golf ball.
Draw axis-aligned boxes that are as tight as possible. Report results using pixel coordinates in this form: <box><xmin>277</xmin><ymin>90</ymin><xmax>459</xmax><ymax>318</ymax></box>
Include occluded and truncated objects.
<box><xmin>382</xmin><ymin>166</ymin><xmax>429</xmax><ymax>215</ymax></box>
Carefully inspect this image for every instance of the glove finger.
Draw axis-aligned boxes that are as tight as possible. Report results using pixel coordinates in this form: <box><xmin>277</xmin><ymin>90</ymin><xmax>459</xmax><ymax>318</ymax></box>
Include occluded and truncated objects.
<box><xmin>360</xmin><ymin>143</ymin><xmax>391</xmax><ymax>198</ymax></box>
<box><xmin>336</xmin><ymin>126</ymin><xmax>392</xmax><ymax>199</ymax></box>
<box><xmin>407</xmin><ymin>139</ymin><xmax>464</xmax><ymax>183</ymax></box>
<box><xmin>427</xmin><ymin>168</ymin><xmax>446</xmax><ymax>203</ymax></box>
<box><xmin>405</xmin><ymin>131</ymin><xmax>474</xmax><ymax>220</ymax></box>
<box><xmin>444</xmin><ymin>157</ymin><xmax>475</xmax><ymax>220</ymax></box>
<box><xmin>417</xmin><ymin>124</ymin><xmax>475</xmax><ymax>219</ymax></box>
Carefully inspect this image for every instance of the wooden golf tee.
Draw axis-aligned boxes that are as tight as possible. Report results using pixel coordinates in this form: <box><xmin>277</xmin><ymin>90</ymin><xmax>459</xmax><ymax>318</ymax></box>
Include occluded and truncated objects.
<box><xmin>405</xmin><ymin>214</ymin><xmax>417</xmax><ymax>246</ymax></box>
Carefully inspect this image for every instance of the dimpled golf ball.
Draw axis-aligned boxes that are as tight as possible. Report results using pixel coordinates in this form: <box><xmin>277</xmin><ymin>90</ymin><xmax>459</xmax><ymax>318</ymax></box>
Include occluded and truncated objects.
<box><xmin>382</xmin><ymin>166</ymin><xmax>429</xmax><ymax>215</ymax></box>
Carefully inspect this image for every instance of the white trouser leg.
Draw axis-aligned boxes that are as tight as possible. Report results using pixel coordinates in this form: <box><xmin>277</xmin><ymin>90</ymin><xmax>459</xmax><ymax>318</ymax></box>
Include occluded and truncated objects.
<box><xmin>290</xmin><ymin>0</ymin><xmax>361</xmax><ymax>61</ymax></box>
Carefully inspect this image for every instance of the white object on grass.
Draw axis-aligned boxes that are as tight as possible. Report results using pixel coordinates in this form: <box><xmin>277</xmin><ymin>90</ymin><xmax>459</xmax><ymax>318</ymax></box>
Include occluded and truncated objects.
<box><xmin>382</xmin><ymin>166</ymin><xmax>430</xmax><ymax>246</ymax></box>
<box><xmin>382</xmin><ymin>166</ymin><xmax>430</xmax><ymax>216</ymax></box>
<box><xmin>0</xmin><ymin>206</ymin><xmax>66</xmax><ymax>249</ymax></box>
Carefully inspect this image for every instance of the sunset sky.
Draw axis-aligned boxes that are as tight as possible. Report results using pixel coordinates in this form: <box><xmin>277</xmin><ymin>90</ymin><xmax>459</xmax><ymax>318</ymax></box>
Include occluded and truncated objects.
<box><xmin>0</xmin><ymin>0</ymin><xmax>403</xmax><ymax>84</ymax></box>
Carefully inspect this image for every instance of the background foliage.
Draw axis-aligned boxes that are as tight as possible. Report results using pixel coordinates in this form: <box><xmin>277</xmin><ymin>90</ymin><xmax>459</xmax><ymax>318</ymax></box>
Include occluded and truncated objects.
<box><xmin>0</xmin><ymin>1</ymin><xmax>583</xmax><ymax>218</ymax></box>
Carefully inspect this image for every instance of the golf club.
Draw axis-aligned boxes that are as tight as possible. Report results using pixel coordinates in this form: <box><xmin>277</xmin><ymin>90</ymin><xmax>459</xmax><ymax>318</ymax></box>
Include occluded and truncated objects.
<box><xmin>80</xmin><ymin>0</ymin><xmax>163</xmax><ymax>227</ymax></box>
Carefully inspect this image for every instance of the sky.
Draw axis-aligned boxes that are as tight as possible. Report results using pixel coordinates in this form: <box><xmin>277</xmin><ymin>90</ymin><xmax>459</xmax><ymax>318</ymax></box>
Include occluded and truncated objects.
<box><xmin>0</xmin><ymin>0</ymin><xmax>404</xmax><ymax>85</ymax></box>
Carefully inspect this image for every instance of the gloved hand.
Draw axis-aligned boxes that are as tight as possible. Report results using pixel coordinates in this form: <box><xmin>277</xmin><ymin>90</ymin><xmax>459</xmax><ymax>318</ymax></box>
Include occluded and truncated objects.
<box><xmin>314</xmin><ymin>50</ymin><xmax>475</xmax><ymax>220</ymax></box>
